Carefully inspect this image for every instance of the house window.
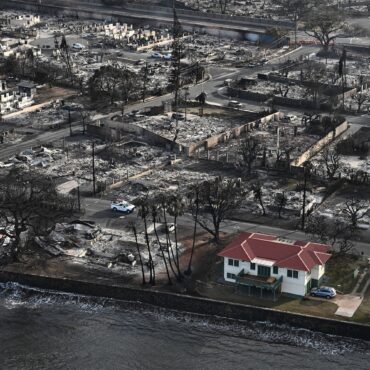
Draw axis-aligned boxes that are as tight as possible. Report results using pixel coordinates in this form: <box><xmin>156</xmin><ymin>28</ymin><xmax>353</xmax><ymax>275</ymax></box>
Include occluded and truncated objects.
<box><xmin>273</xmin><ymin>266</ymin><xmax>279</xmax><ymax>274</ymax></box>
<box><xmin>228</xmin><ymin>259</ymin><xmax>239</xmax><ymax>267</ymax></box>
<box><xmin>287</xmin><ymin>269</ymin><xmax>299</xmax><ymax>279</ymax></box>
<box><xmin>250</xmin><ymin>263</ymin><xmax>256</xmax><ymax>270</ymax></box>
<box><xmin>227</xmin><ymin>273</ymin><xmax>236</xmax><ymax>279</ymax></box>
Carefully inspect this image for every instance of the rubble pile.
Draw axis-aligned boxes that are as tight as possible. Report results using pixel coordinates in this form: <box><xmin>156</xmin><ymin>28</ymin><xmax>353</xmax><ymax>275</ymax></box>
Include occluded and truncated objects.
<box><xmin>37</xmin><ymin>140</ymin><xmax>172</xmax><ymax>183</ymax></box>
<box><xmin>36</xmin><ymin>220</ymin><xmax>183</xmax><ymax>275</ymax></box>
<box><xmin>0</xmin><ymin>146</ymin><xmax>64</xmax><ymax>169</ymax></box>
<box><xmin>134</xmin><ymin>113</ymin><xmax>241</xmax><ymax>145</ymax></box>
<box><xmin>241</xmin><ymin>179</ymin><xmax>323</xmax><ymax>217</ymax></box>
<box><xmin>110</xmin><ymin>167</ymin><xmax>216</xmax><ymax>202</ymax></box>
<box><xmin>243</xmin><ymin>80</ymin><xmax>307</xmax><ymax>100</ymax></box>
<box><xmin>5</xmin><ymin>105</ymin><xmax>68</xmax><ymax>129</ymax></box>
<box><xmin>179</xmin><ymin>0</ymin><xmax>281</xmax><ymax>18</ymax></box>
<box><xmin>200</xmin><ymin>115</ymin><xmax>320</xmax><ymax>165</ymax></box>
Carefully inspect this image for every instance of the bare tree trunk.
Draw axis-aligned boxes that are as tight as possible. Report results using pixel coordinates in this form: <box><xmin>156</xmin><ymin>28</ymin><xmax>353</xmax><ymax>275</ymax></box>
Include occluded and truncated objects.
<box><xmin>153</xmin><ymin>214</ymin><xmax>172</xmax><ymax>285</ymax></box>
<box><xmin>185</xmin><ymin>197</ymin><xmax>199</xmax><ymax>276</ymax></box>
<box><xmin>173</xmin><ymin>214</ymin><xmax>182</xmax><ymax>281</ymax></box>
<box><xmin>133</xmin><ymin>225</ymin><xmax>146</xmax><ymax>285</ymax></box>
<box><xmin>162</xmin><ymin>208</ymin><xmax>180</xmax><ymax>280</ymax></box>
<box><xmin>143</xmin><ymin>214</ymin><xmax>155</xmax><ymax>285</ymax></box>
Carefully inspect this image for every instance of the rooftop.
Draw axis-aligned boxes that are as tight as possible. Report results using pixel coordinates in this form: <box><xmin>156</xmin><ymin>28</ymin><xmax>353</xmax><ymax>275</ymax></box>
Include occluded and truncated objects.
<box><xmin>218</xmin><ymin>232</ymin><xmax>332</xmax><ymax>272</ymax></box>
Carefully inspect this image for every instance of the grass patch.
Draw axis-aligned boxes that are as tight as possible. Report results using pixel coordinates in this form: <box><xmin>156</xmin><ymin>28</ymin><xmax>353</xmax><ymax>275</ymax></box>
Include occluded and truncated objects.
<box><xmin>196</xmin><ymin>282</ymin><xmax>338</xmax><ymax>319</ymax></box>
<box><xmin>325</xmin><ymin>254</ymin><xmax>366</xmax><ymax>294</ymax></box>
<box><xmin>275</xmin><ymin>298</ymin><xmax>337</xmax><ymax>318</ymax></box>
<box><xmin>357</xmin><ymin>271</ymin><xmax>370</xmax><ymax>293</ymax></box>
<box><xmin>352</xmin><ymin>285</ymin><xmax>370</xmax><ymax>324</ymax></box>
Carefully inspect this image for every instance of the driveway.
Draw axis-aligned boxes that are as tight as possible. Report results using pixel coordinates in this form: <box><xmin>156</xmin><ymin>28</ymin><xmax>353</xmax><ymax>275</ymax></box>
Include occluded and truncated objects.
<box><xmin>334</xmin><ymin>294</ymin><xmax>363</xmax><ymax>318</ymax></box>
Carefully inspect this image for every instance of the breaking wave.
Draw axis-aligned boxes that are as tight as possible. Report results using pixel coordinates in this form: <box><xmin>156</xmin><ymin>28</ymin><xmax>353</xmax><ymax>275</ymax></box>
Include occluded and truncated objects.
<box><xmin>0</xmin><ymin>282</ymin><xmax>369</xmax><ymax>356</ymax></box>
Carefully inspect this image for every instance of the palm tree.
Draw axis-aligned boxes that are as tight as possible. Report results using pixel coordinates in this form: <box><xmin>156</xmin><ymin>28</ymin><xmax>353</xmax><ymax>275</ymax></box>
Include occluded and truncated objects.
<box><xmin>135</xmin><ymin>196</ymin><xmax>155</xmax><ymax>285</ymax></box>
<box><xmin>184</xmin><ymin>185</ymin><xmax>200</xmax><ymax>276</ymax></box>
<box><xmin>151</xmin><ymin>201</ymin><xmax>172</xmax><ymax>285</ymax></box>
<box><xmin>130</xmin><ymin>221</ymin><xmax>146</xmax><ymax>285</ymax></box>
<box><xmin>167</xmin><ymin>193</ymin><xmax>186</xmax><ymax>281</ymax></box>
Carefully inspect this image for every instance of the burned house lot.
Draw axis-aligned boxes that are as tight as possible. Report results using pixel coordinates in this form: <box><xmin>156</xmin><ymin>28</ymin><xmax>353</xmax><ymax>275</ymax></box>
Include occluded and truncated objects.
<box><xmin>2</xmin><ymin>0</ymin><xmax>370</xmax><ymax>330</ymax></box>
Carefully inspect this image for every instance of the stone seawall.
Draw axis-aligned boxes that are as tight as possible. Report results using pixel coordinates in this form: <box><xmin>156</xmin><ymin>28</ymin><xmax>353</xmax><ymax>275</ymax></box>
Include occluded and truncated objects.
<box><xmin>0</xmin><ymin>270</ymin><xmax>369</xmax><ymax>341</ymax></box>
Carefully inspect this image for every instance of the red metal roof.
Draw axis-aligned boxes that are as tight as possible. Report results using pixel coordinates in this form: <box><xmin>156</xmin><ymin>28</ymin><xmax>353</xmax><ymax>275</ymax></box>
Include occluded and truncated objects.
<box><xmin>218</xmin><ymin>233</ymin><xmax>331</xmax><ymax>271</ymax></box>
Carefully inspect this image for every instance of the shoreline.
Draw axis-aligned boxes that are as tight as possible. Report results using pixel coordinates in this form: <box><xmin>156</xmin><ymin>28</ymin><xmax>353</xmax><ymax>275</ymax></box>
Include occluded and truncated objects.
<box><xmin>0</xmin><ymin>269</ymin><xmax>369</xmax><ymax>342</ymax></box>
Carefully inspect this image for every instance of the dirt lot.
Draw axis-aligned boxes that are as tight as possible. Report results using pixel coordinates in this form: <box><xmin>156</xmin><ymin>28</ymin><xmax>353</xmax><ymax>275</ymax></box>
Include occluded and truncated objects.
<box><xmin>34</xmin><ymin>86</ymin><xmax>77</xmax><ymax>104</ymax></box>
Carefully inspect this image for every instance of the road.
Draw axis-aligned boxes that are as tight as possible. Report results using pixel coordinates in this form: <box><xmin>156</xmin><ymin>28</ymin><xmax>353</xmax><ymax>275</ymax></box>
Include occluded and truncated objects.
<box><xmin>0</xmin><ymin>127</ymin><xmax>70</xmax><ymax>161</ymax></box>
<box><xmin>82</xmin><ymin>198</ymin><xmax>370</xmax><ymax>257</ymax></box>
<box><xmin>0</xmin><ymin>45</ymin><xmax>325</xmax><ymax>161</ymax></box>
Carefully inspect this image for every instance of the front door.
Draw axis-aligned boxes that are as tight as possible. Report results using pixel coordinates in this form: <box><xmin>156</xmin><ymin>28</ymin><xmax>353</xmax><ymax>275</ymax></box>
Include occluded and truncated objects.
<box><xmin>258</xmin><ymin>265</ymin><xmax>271</xmax><ymax>277</ymax></box>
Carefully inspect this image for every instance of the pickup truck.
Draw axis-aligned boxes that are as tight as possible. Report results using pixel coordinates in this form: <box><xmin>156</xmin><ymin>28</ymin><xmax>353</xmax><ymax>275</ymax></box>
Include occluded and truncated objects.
<box><xmin>111</xmin><ymin>201</ymin><xmax>135</xmax><ymax>213</ymax></box>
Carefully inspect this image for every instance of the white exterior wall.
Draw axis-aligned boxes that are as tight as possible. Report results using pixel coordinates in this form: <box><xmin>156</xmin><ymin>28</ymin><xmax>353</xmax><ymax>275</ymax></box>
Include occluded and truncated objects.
<box><xmin>16</xmin><ymin>96</ymin><xmax>34</xmax><ymax>109</ymax></box>
<box><xmin>223</xmin><ymin>258</ymin><xmax>248</xmax><ymax>282</ymax></box>
<box><xmin>280</xmin><ymin>268</ymin><xmax>308</xmax><ymax>296</ymax></box>
<box><xmin>223</xmin><ymin>257</ymin><xmax>312</xmax><ymax>296</ymax></box>
<box><xmin>0</xmin><ymin>92</ymin><xmax>14</xmax><ymax>103</ymax></box>
<box><xmin>311</xmin><ymin>264</ymin><xmax>325</xmax><ymax>281</ymax></box>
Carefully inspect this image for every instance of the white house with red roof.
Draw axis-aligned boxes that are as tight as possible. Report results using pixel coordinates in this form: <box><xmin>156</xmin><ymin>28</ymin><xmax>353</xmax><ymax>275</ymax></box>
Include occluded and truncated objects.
<box><xmin>218</xmin><ymin>232</ymin><xmax>332</xmax><ymax>297</ymax></box>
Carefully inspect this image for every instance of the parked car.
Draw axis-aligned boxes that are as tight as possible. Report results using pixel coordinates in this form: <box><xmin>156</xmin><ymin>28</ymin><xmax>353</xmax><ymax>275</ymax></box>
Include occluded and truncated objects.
<box><xmin>228</xmin><ymin>100</ymin><xmax>242</xmax><ymax>108</ymax></box>
<box><xmin>72</xmin><ymin>43</ymin><xmax>85</xmax><ymax>50</ymax></box>
<box><xmin>151</xmin><ymin>52</ymin><xmax>163</xmax><ymax>59</ymax></box>
<box><xmin>111</xmin><ymin>201</ymin><xmax>135</xmax><ymax>213</ymax></box>
<box><xmin>311</xmin><ymin>286</ymin><xmax>337</xmax><ymax>299</ymax></box>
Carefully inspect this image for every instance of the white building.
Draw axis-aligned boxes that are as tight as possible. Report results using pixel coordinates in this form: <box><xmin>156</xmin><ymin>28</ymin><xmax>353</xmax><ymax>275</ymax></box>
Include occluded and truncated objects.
<box><xmin>218</xmin><ymin>232</ymin><xmax>331</xmax><ymax>298</ymax></box>
<box><xmin>0</xmin><ymin>80</ymin><xmax>35</xmax><ymax>114</ymax></box>
<box><xmin>0</xmin><ymin>80</ymin><xmax>15</xmax><ymax>113</ymax></box>
<box><xmin>8</xmin><ymin>15</ymin><xmax>41</xmax><ymax>29</ymax></box>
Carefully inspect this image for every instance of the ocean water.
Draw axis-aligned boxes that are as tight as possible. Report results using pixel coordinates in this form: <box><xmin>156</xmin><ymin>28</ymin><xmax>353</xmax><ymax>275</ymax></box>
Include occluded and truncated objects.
<box><xmin>0</xmin><ymin>282</ymin><xmax>369</xmax><ymax>370</ymax></box>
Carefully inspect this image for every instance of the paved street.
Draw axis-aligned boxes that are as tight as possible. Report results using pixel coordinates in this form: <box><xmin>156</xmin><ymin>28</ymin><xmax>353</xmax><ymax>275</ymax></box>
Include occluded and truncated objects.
<box><xmin>2</xmin><ymin>42</ymin><xmax>368</xmax><ymax>257</ymax></box>
<box><xmin>82</xmin><ymin>198</ymin><xmax>370</xmax><ymax>257</ymax></box>
<box><xmin>0</xmin><ymin>127</ymin><xmax>70</xmax><ymax>161</ymax></box>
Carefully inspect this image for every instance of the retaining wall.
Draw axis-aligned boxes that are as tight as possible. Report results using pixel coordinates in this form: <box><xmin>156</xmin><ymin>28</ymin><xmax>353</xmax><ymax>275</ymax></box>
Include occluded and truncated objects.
<box><xmin>92</xmin><ymin>112</ymin><xmax>282</xmax><ymax>158</ymax></box>
<box><xmin>228</xmin><ymin>87</ymin><xmax>269</xmax><ymax>102</ymax></box>
<box><xmin>0</xmin><ymin>270</ymin><xmax>369</xmax><ymax>341</ymax></box>
<box><xmin>187</xmin><ymin>112</ymin><xmax>283</xmax><ymax>156</ymax></box>
<box><xmin>290</xmin><ymin>120</ymin><xmax>349</xmax><ymax>167</ymax></box>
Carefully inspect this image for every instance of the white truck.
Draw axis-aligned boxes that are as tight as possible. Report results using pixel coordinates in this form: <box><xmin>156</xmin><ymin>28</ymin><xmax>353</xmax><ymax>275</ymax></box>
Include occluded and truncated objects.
<box><xmin>111</xmin><ymin>201</ymin><xmax>135</xmax><ymax>213</ymax></box>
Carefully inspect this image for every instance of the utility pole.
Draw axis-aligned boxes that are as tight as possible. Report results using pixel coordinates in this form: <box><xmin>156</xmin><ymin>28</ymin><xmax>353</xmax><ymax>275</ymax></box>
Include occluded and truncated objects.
<box><xmin>92</xmin><ymin>141</ymin><xmax>96</xmax><ymax>196</ymax></box>
<box><xmin>339</xmin><ymin>48</ymin><xmax>347</xmax><ymax>109</ymax></box>
<box><xmin>301</xmin><ymin>173</ymin><xmax>307</xmax><ymax>230</ymax></box>
<box><xmin>121</xmin><ymin>102</ymin><xmax>125</xmax><ymax>120</ymax></box>
<box><xmin>142</xmin><ymin>61</ymin><xmax>149</xmax><ymax>103</ymax></box>
<box><xmin>301</xmin><ymin>162</ymin><xmax>311</xmax><ymax>230</ymax></box>
<box><xmin>68</xmin><ymin>106</ymin><xmax>72</xmax><ymax>136</ymax></box>
<box><xmin>77</xmin><ymin>179</ymin><xmax>81</xmax><ymax>211</ymax></box>
<box><xmin>184</xmin><ymin>87</ymin><xmax>189</xmax><ymax>121</ymax></box>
